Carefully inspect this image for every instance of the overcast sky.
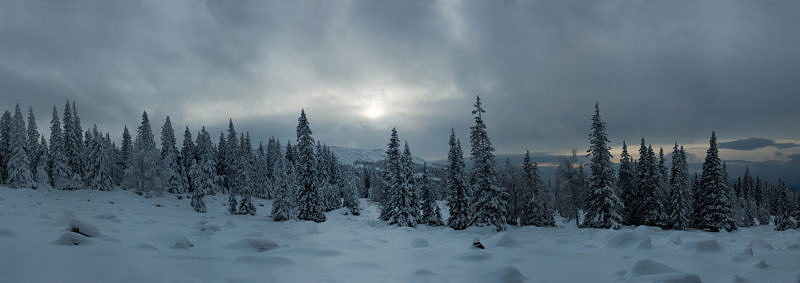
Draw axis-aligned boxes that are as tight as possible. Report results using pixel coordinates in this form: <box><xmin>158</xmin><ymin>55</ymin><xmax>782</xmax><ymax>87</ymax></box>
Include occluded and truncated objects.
<box><xmin>2</xmin><ymin>0</ymin><xmax>799</xmax><ymax>173</ymax></box>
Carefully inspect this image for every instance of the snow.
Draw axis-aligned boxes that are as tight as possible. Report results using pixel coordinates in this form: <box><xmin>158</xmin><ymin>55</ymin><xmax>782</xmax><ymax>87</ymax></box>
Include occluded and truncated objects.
<box><xmin>2</xmin><ymin>186</ymin><xmax>800</xmax><ymax>282</ymax></box>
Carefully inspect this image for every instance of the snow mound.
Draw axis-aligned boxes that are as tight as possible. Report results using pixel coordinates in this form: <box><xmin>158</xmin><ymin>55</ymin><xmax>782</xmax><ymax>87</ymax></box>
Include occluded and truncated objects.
<box><xmin>233</xmin><ymin>256</ymin><xmax>294</xmax><ymax>265</ymax></box>
<box><xmin>0</xmin><ymin>227</ymin><xmax>16</xmax><ymax>237</ymax></box>
<box><xmin>635</xmin><ymin>238</ymin><xmax>652</xmax><ymax>250</ymax></box>
<box><xmin>135</xmin><ymin>243</ymin><xmax>158</xmax><ymax>251</ymax></box>
<box><xmin>786</xmin><ymin>243</ymin><xmax>800</xmax><ymax>250</ymax></box>
<box><xmin>669</xmin><ymin>234</ymin><xmax>682</xmax><ymax>245</ymax></box>
<box><xmin>741</xmin><ymin>247</ymin><xmax>754</xmax><ymax>256</ymax></box>
<box><xmin>54</xmin><ymin>232</ymin><xmax>91</xmax><ymax>246</ymax></box>
<box><xmin>411</xmin><ymin>238</ymin><xmax>429</xmax><ymax>248</ymax></box>
<box><xmin>457</xmin><ymin>250</ymin><xmax>490</xmax><ymax>261</ymax></box>
<box><xmin>628</xmin><ymin>259</ymin><xmax>678</xmax><ymax>276</ymax></box>
<box><xmin>606</xmin><ymin>231</ymin><xmax>652</xmax><ymax>249</ymax></box>
<box><xmin>753</xmin><ymin>260</ymin><xmax>769</xmax><ymax>269</ymax></box>
<box><xmin>626</xmin><ymin>259</ymin><xmax>701</xmax><ymax>283</ymax></box>
<box><xmin>684</xmin><ymin>239</ymin><xmax>721</xmax><ymax>253</ymax></box>
<box><xmin>414</xmin><ymin>269</ymin><xmax>436</xmax><ymax>276</ymax></box>
<box><xmin>289</xmin><ymin>247</ymin><xmax>343</xmax><ymax>256</ymax></box>
<box><xmin>489</xmin><ymin>266</ymin><xmax>526</xmax><ymax>283</ymax></box>
<box><xmin>747</xmin><ymin>239</ymin><xmax>774</xmax><ymax>250</ymax></box>
<box><xmin>198</xmin><ymin>223</ymin><xmax>221</xmax><ymax>232</ymax></box>
<box><xmin>495</xmin><ymin>233</ymin><xmax>519</xmax><ymax>247</ymax></box>
<box><xmin>723</xmin><ymin>274</ymin><xmax>748</xmax><ymax>283</ymax></box>
<box><xmin>224</xmin><ymin>238</ymin><xmax>279</xmax><ymax>252</ymax></box>
<box><xmin>67</xmin><ymin>219</ymin><xmax>100</xmax><ymax>237</ymax></box>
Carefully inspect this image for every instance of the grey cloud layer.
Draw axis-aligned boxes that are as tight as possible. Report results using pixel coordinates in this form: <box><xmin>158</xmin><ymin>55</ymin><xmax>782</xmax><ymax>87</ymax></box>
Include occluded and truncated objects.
<box><xmin>1</xmin><ymin>0</ymin><xmax>799</xmax><ymax>160</ymax></box>
<box><xmin>719</xmin><ymin>138</ymin><xmax>800</xmax><ymax>151</ymax></box>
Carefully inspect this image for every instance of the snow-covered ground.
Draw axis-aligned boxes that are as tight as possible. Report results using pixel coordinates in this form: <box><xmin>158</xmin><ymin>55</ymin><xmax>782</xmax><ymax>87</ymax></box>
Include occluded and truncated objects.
<box><xmin>1</xmin><ymin>187</ymin><xmax>799</xmax><ymax>283</ymax></box>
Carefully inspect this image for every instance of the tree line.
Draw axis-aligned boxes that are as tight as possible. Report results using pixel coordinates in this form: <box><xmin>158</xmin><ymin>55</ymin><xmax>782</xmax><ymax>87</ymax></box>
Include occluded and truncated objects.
<box><xmin>373</xmin><ymin>98</ymin><xmax>800</xmax><ymax>232</ymax></box>
<box><xmin>1</xmin><ymin>99</ymin><xmax>798</xmax><ymax>231</ymax></box>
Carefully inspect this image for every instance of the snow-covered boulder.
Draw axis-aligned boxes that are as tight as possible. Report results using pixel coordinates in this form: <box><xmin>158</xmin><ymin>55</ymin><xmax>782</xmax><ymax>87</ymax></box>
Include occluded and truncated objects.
<box><xmin>747</xmin><ymin>239</ymin><xmax>774</xmax><ymax>250</ymax></box>
<box><xmin>0</xmin><ymin>227</ymin><xmax>16</xmax><ymax>237</ymax></box>
<box><xmin>605</xmin><ymin>230</ymin><xmax>652</xmax><ymax>249</ymax></box>
<box><xmin>54</xmin><ymin>232</ymin><xmax>91</xmax><ymax>246</ymax></box>
<box><xmin>224</xmin><ymin>238</ymin><xmax>279</xmax><ymax>252</ymax></box>
<box><xmin>684</xmin><ymin>239</ymin><xmax>721</xmax><ymax>253</ymax></box>
<box><xmin>68</xmin><ymin>219</ymin><xmax>100</xmax><ymax>237</ymax></box>
<box><xmin>411</xmin><ymin>238</ymin><xmax>429</xmax><ymax>248</ymax></box>
<box><xmin>625</xmin><ymin>259</ymin><xmax>701</xmax><ymax>283</ymax></box>
<box><xmin>490</xmin><ymin>266</ymin><xmax>526</xmax><ymax>283</ymax></box>
<box><xmin>233</xmin><ymin>256</ymin><xmax>294</xmax><ymax>265</ymax></box>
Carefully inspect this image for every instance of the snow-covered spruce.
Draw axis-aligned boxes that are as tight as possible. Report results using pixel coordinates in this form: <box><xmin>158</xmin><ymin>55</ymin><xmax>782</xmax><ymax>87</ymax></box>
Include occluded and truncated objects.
<box><xmin>446</xmin><ymin>129</ymin><xmax>470</xmax><ymax>230</ymax></box>
<box><xmin>418</xmin><ymin>163</ymin><xmax>443</xmax><ymax>226</ymax></box>
<box><xmin>696</xmin><ymin>132</ymin><xmax>736</xmax><ymax>232</ymax></box>
<box><xmin>295</xmin><ymin>110</ymin><xmax>325</xmax><ymax>223</ymax></box>
<box><xmin>5</xmin><ymin>104</ymin><xmax>33</xmax><ymax>188</ymax></box>
<box><xmin>582</xmin><ymin>103</ymin><xmax>623</xmax><ymax>229</ymax></box>
<box><xmin>468</xmin><ymin>96</ymin><xmax>507</xmax><ymax>232</ymax></box>
<box><xmin>519</xmin><ymin>150</ymin><xmax>555</xmax><ymax>227</ymax></box>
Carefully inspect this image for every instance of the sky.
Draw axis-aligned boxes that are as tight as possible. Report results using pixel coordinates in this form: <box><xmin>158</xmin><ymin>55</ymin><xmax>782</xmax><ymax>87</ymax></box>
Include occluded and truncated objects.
<box><xmin>1</xmin><ymin>0</ymin><xmax>799</xmax><ymax>184</ymax></box>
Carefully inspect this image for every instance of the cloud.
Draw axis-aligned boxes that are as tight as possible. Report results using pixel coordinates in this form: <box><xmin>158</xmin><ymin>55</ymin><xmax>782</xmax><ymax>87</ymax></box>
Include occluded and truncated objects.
<box><xmin>1</xmin><ymin>0</ymin><xmax>800</xmax><ymax>160</ymax></box>
<box><xmin>719</xmin><ymin>138</ymin><xmax>800</xmax><ymax>151</ymax></box>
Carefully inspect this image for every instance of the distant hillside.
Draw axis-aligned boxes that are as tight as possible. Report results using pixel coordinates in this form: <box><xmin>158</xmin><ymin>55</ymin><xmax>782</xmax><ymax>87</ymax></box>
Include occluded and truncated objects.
<box><xmin>328</xmin><ymin>146</ymin><xmax>427</xmax><ymax>166</ymax></box>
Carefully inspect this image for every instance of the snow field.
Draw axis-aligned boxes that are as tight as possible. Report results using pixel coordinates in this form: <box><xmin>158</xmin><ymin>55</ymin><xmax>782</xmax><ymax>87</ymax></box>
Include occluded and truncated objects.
<box><xmin>1</xmin><ymin>187</ymin><xmax>800</xmax><ymax>283</ymax></box>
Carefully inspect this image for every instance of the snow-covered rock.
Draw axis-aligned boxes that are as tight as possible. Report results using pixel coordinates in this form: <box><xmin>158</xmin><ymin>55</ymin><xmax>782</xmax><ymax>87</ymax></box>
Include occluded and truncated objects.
<box><xmin>54</xmin><ymin>232</ymin><xmax>91</xmax><ymax>246</ymax></box>
<box><xmin>67</xmin><ymin>219</ymin><xmax>101</xmax><ymax>237</ymax></box>
<box><xmin>224</xmin><ymin>238</ymin><xmax>279</xmax><ymax>252</ymax></box>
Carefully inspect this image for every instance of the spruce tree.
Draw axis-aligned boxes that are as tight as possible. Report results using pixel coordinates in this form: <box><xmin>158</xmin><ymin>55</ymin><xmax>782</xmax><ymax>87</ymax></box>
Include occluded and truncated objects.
<box><xmin>118</xmin><ymin>126</ymin><xmax>132</xmax><ymax>186</ymax></box>
<box><xmin>35</xmin><ymin>136</ymin><xmax>51</xmax><ymax>189</ymax></box>
<box><xmin>86</xmin><ymin>125</ymin><xmax>113</xmax><ymax>191</ymax></box>
<box><xmin>255</xmin><ymin>142</ymin><xmax>271</xmax><ymax>199</ymax></box>
<box><xmin>446</xmin><ymin>129</ymin><xmax>470</xmax><ymax>230</ymax></box>
<box><xmin>468</xmin><ymin>96</ymin><xmax>507</xmax><ymax>231</ymax></box>
<box><xmin>341</xmin><ymin>168</ymin><xmax>361</xmax><ymax>216</ymax></box>
<box><xmin>419</xmin><ymin>163</ymin><xmax>443</xmax><ymax>226</ymax></box>
<box><xmin>400</xmin><ymin>142</ymin><xmax>419</xmax><ymax>225</ymax></box>
<box><xmin>62</xmin><ymin>101</ymin><xmax>83</xmax><ymax>184</ymax></box>
<box><xmin>181</xmin><ymin>127</ymin><xmax>195</xmax><ymax>192</ymax></box>
<box><xmin>638</xmin><ymin>141</ymin><xmax>664</xmax><ymax>227</ymax></box>
<box><xmin>697</xmin><ymin>132</ymin><xmax>735</xmax><ymax>232</ymax></box>
<box><xmin>295</xmin><ymin>110</ymin><xmax>325</xmax><ymax>222</ymax></box>
<box><xmin>6</xmin><ymin>105</ymin><xmax>33</xmax><ymax>188</ymax></box>
<box><xmin>0</xmin><ymin>110</ymin><xmax>11</xmax><ymax>181</ymax></box>
<box><xmin>237</xmin><ymin>133</ymin><xmax>256</xmax><ymax>215</ymax></box>
<box><xmin>500</xmin><ymin>158</ymin><xmax>520</xmax><ymax>225</ymax></box>
<box><xmin>26</xmin><ymin>107</ymin><xmax>41</xmax><ymax>180</ymax></box>
<box><xmin>380</xmin><ymin>128</ymin><xmax>417</xmax><ymax>227</ymax></box>
<box><xmin>272</xmin><ymin>146</ymin><xmax>297</xmax><ymax>221</ymax></box>
<box><xmin>194</xmin><ymin>127</ymin><xmax>218</xmax><ymax>199</ymax></box>
<box><xmin>520</xmin><ymin>150</ymin><xmax>555</xmax><ymax>226</ymax></box>
<box><xmin>668</xmin><ymin>144</ymin><xmax>691</xmax><ymax>230</ymax></box>
<box><xmin>161</xmin><ymin>116</ymin><xmax>187</xmax><ymax>194</ymax></box>
<box><xmin>582</xmin><ymin>103</ymin><xmax>623</xmax><ymax>229</ymax></box>
<box><xmin>189</xmin><ymin>159</ymin><xmax>207</xmax><ymax>213</ymax></box>
<box><xmin>48</xmin><ymin>107</ymin><xmax>75</xmax><ymax>190</ymax></box>
<box><xmin>773</xmin><ymin>180</ymin><xmax>794</xmax><ymax>231</ymax></box>
<box><xmin>617</xmin><ymin>141</ymin><xmax>637</xmax><ymax>225</ymax></box>
<box><xmin>125</xmin><ymin>111</ymin><xmax>163</xmax><ymax>195</ymax></box>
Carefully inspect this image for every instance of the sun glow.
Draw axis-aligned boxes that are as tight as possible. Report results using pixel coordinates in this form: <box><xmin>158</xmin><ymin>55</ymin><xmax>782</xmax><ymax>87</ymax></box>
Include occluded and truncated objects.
<box><xmin>363</xmin><ymin>104</ymin><xmax>385</xmax><ymax>120</ymax></box>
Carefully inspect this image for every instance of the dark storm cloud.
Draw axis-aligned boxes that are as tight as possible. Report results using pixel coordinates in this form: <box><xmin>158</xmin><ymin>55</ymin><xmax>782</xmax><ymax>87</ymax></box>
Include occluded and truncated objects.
<box><xmin>1</xmin><ymin>0</ymin><xmax>799</xmax><ymax>161</ymax></box>
<box><xmin>719</xmin><ymin>138</ymin><xmax>800</xmax><ymax>151</ymax></box>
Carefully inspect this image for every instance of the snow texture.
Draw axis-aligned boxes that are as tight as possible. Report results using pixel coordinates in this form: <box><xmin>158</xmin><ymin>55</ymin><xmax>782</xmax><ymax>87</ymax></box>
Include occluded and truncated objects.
<box><xmin>1</xmin><ymin>186</ymin><xmax>799</xmax><ymax>282</ymax></box>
